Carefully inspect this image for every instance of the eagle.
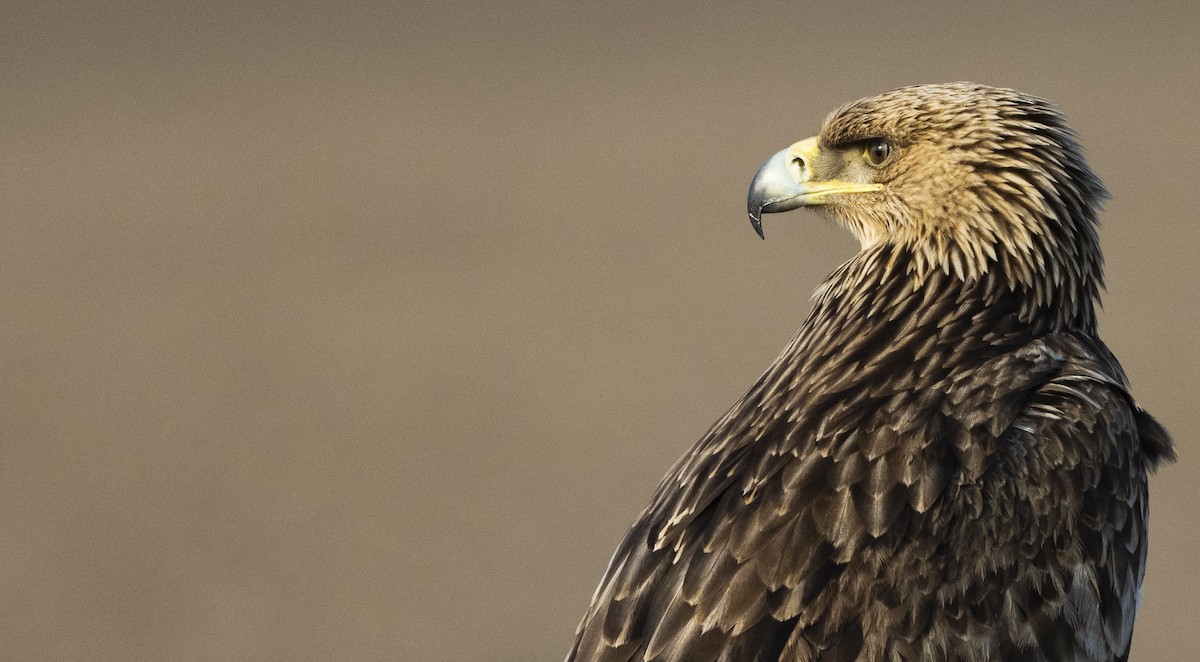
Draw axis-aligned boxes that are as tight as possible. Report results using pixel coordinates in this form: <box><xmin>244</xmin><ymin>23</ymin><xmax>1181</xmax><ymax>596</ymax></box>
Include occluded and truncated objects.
<box><xmin>567</xmin><ymin>83</ymin><xmax>1174</xmax><ymax>661</ymax></box>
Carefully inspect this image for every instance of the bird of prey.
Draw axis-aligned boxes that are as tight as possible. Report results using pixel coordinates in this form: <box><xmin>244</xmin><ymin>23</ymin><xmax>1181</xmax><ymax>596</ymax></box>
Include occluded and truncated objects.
<box><xmin>568</xmin><ymin>83</ymin><xmax>1174</xmax><ymax>662</ymax></box>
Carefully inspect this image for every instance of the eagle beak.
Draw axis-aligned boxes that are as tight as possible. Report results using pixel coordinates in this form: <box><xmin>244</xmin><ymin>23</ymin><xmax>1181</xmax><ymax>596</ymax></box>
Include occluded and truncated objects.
<box><xmin>747</xmin><ymin>136</ymin><xmax>882</xmax><ymax>238</ymax></box>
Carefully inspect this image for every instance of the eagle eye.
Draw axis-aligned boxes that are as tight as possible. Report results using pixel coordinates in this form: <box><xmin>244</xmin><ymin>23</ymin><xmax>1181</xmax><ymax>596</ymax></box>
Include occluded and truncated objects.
<box><xmin>864</xmin><ymin>139</ymin><xmax>893</xmax><ymax>167</ymax></box>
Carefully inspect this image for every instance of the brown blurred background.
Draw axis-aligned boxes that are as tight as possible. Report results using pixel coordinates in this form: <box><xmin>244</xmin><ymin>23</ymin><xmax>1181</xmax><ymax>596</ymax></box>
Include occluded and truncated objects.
<box><xmin>1</xmin><ymin>1</ymin><xmax>1196</xmax><ymax>660</ymax></box>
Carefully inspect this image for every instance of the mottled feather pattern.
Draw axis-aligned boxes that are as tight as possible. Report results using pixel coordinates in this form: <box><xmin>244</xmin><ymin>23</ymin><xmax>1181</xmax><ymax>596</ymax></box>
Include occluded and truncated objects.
<box><xmin>568</xmin><ymin>84</ymin><xmax>1172</xmax><ymax>662</ymax></box>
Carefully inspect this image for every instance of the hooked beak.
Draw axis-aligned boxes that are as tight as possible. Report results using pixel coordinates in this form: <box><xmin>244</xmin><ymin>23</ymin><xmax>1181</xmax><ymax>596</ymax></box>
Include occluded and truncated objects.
<box><xmin>747</xmin><ymin>136</ymin><xmax>883</xmax><ymax>238</ymax></box>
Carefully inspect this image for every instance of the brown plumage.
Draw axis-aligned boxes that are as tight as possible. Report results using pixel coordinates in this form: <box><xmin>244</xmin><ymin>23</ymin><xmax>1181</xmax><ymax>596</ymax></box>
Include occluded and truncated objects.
<box><xmin>568</xmin><ymin>83</ymin><xmax>1173</xmax><ymax>661</ymax></box>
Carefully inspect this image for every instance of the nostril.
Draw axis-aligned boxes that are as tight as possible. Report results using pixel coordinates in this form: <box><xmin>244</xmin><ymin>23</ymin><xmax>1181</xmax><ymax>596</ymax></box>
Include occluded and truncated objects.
<box><xmin>789</xmin><ymin>156</ymin><xmax>808</xmax><ymax>180</ymax></box>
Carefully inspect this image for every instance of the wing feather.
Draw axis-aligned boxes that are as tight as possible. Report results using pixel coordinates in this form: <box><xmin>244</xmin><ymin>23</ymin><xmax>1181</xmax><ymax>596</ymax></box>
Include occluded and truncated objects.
<box><xmin>569</xmin><ymin>322</ymin><xmax>1170</xmax><ymax>661</ymax></box>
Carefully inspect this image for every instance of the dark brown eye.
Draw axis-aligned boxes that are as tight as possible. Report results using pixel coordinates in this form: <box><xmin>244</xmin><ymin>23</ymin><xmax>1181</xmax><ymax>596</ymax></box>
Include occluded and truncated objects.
<box><xmin>864</xmin><ymin>139</ymin><xmax>893</xmax><ymax>166</ymax></box>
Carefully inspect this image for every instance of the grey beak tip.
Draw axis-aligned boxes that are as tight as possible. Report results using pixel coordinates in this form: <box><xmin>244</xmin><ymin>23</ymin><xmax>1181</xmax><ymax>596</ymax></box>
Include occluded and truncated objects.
<box><xmin>748</xmin><ymin>147</ymin><xmax>803</xmax><ymax>240</ymax></box>
<box><xmin>749</xmin><ymin>211</ymin><xmax>765</xmax><ymax>239</ymax></box>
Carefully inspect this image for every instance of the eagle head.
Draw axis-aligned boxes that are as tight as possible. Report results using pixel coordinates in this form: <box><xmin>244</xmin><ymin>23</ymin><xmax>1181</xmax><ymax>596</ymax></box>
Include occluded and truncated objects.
<box><xmin>748</xmin><ymin>83</ymin><xmax>1108</xmax><ymax>312</ymax></box>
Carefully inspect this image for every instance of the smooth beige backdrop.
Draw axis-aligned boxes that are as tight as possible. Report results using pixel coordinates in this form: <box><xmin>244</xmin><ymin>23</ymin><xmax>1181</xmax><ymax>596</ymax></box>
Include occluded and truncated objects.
<box><xmin>2</xmin><ymin>2</ymin><xmax>1196</xmax><ymax>660</ymax></box>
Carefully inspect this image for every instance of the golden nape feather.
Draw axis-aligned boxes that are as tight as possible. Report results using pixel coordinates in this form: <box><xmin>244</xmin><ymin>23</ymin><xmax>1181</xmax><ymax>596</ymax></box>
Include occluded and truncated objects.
<box><xmin>568</xmin><ymin>83</ymin><xmax>1173</xmax><ymax>662</ymax></box>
